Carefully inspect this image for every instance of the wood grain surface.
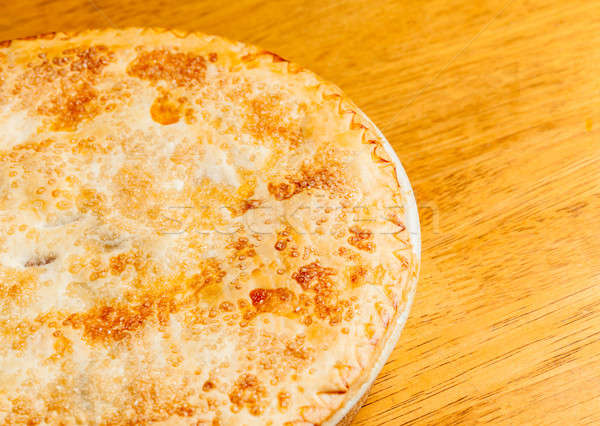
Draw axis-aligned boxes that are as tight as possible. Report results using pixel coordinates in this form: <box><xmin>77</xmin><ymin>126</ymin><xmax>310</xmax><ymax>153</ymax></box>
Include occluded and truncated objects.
<box><xmin>3</xmin><ymin>0</ymin><xmax>600</xmax><ymax>424</ymax></box>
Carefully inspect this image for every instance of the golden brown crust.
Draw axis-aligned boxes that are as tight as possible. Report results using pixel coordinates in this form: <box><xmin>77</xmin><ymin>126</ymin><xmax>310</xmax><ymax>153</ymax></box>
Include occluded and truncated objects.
<box><xmin>0</xmin><ymin>28</ymin><xmax>415</xmax><ymax>425</ymax></box>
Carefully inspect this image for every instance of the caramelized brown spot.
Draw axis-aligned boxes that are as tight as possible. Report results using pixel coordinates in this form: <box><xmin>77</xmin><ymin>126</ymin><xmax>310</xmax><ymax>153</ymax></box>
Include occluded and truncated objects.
<box><xmin>228</xmin><ymin>237</ymin><xmax>256</xmax><ymax>259</ymax></box>
<box><xmin>175</xmin><ymin>403</ymin><xmax>194</xmax><ymax>417</ymax></box>
<box><xmin>127</xmin><ymin>49</ymin><xmax>207</xmax><ymax>87</ymax></box>
<box><xmin>278</xmin><ymin>391</ymin><xmax>291</xmax><ymax>410</ymax></box>
<box><xmin>348</xmin><ymin>225</ymin><xmax>375</xmax><ymax>252</ymax></box>
<box><xmin>24</xmin><ymin>253</ymin><xmax>56</xmax><ymax>267</ymax></box>
<box><xmin>248</xmin><ymin>289</ymin><xmax>267</xmax><ymax>306</ymax></box>
<box><xmin>109</xmin><ymin>253</ymin><xmax>128</xmax><ymax>275</ymax></box>
<box><xmin>23</xmin><ymin>46</ymin><xmax>114</xmax><ymax>130</ymax></box>
<box><xmin>208</xmin><ymin>52</ymin><xmax>218</xmax><ymax>62</ymax></box>
<box><xmin>229</xmin><ymin>374</ymin><xmax>266</xmax><ymax>416</ymax></box>
<box><xmin>109</xmin><ymin>251</ymin><xmax>148</xmax><ymax>276</ymax></box>
<box><xmin>274</xmin><ymin>238</ymin><xmax>288</xmax><ymax>251</ymax></box>
<box><xmin>249</xmin><ymin>288</ymin><xmax>295</xmax><ymax>314</ymax></box>
<box><xmin>187</xmin><ymin>259</ymin><xmax>226</xmax><ymax>294</ymax></box>
<box><xmin>67</xmin><ymin>46</ymin><xmax>112</xmax><ymax>74</ymax></box>
<box><xmin>63</xmin><ymin>301</ymin><xmax>154</xmax><ymax>343</ymax></box>
<box><xmin>239</xmin><ymin>199</ymin><xmax>261</xmax><ymax>214</ymax></box>
<box><xmin>292</xmin><ymin>262</ymin><xmax>347</xmax><ymax>325</ymax></box>
<box><xmin>150</xmin><ymin>93</ymin><xmax>182</xmax><ymax>125</ymax></box>
<box><xmin>47</xmin><ymin>82</ymin><xmax>98</xmax><ymax>130</ymax></box>
<box><xmin>292</xmin><ymin>262</ymin><xmax>336</xmax><ymax>291</ymax></box>
<box><xmin>349</xmin><ymin>265</ymin><xmax>368</xmax><ymax>287</ymax></box>
<box><xmin>268</xmin><ymin>163</ymin><xmax>344</xmax><ymax>201</ymax></box>
<box><xmin>0</xmin><ymin>270</ymin><xmax>40</xmax><ymax>306</ymax></box>
<box><xmin>156</xmin><ymin>296</ymin><xmax>177</xmax><ymax>326</ymax></box>
<box><xmin>267</xmin><ymin>182</ymin><xmax>297</xmax><ymax>201</ymax></box>
<box><xmin>0</xmin><ymin>39</ymin><xmax>11</xmax><ymax>48</ymax></box>
<box><xmin>229</xmin><ymin>237</ymin><xmax>249</xmax><ymax>251</ymax></box>
<box><xmin>245</xmin><ymin>95</ymin><xmax>303</xmax><ymax>146</ymax></box>
<box><xmin>203</xmin><ymin>380</ymin><xmax>216</xmax><ymax>392</ymax></box>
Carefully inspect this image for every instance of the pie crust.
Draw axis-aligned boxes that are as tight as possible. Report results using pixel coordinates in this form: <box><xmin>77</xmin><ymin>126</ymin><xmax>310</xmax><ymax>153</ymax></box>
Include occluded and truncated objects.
<box><xmin>0</xmin><ymin>28</ymin><xmax>420</xmax><ymax>425</ymax></box>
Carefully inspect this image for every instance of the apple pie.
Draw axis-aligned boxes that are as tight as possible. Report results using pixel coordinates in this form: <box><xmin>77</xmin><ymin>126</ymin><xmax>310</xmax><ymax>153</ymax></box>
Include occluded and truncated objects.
<box><xmin>0</xmin><ymin>28</ymin><xmax>419</xmax><ymax>425</ymax></box>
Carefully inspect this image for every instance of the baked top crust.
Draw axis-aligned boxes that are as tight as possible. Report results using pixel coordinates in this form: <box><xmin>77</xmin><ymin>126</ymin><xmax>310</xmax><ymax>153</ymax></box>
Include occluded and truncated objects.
<box><xmin>0</xmin><ymin>28</ymin><xmax>416</xmax><ymax>425</ymax></box>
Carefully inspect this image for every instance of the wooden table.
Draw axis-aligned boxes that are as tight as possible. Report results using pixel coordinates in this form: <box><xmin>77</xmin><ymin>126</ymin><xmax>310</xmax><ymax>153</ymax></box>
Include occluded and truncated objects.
<box><xmin>3</xmin><ymin>0</ymin><xmax>600</xmax><ymax>424</ymax></box>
